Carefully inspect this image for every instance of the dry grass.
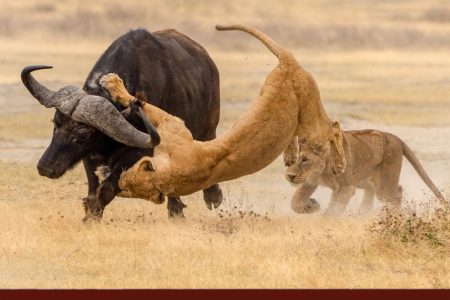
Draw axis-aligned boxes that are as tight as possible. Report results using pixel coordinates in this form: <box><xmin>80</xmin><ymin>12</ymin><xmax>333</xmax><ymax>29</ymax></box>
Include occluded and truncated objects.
<box><xmin>0</xmin><ymin>164</ymin><xmax>446</xmax><ymax>288</ymax></box>
<box><xmin>0</xmin><ymin>162</ymin><xmax>449</xmax><ymax>288</ymax></box>
<box><xmin>1</xmin><ymin>0</ymin><xmax>450</xmax><ymax>289</ymax></box>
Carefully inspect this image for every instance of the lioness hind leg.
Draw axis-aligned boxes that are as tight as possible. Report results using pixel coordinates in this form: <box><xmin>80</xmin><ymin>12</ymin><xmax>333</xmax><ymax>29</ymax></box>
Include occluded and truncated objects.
<box><xmin>374</xmin><ymin>138</ymin><xmax>404</xmax><ymax>211</ymax></box>
<box><xmin>291</xmin><ymin>183</ymin><xmax>319</xmax><ymax>214</ymax></box>
<box><xmin>100</xmin><ymin>73</ymin><xmax>133</xmax><ymax>107</ymax></box>
<box><xmin>376</xmin><ymin>185</ymin><xmax>403</xmax><ymax>212</ymax></box>
<box><xmin>358</xmin><ymin>185</ymin><xmax>375</xmax><ymax>215</ymax></box>
<box><xmin>324</xmin><ymin>185</ymin><xmax>355</xmax><ymax>216</ymax></box>
<box><xmin>374</xmin><ymin>154</ymin><xmax>403</xmax><ymax>211</ymax></box>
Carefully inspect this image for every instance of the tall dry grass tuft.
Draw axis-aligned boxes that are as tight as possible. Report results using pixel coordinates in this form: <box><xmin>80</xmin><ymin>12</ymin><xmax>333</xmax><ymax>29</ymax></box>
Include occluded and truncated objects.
<box><xmin>368</xmin><ymin>199</ymin><xmax>450</xmax><ymax>249</ymax></box>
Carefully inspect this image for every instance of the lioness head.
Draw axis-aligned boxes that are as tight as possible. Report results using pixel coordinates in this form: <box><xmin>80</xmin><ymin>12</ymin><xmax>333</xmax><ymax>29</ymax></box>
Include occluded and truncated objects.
<box><xmin>285</xmin><ymin>141</ymin><xmax>329</xmax><ymax>185</ymax></box>
<box><xmin>119</xmin><ymin>157</ymin><xmax>165</xmax><ymax>205</ymax></box>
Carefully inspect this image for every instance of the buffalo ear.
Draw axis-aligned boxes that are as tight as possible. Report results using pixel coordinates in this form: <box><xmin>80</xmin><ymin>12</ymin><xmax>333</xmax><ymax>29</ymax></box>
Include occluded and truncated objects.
<box><xmin>139</xmin><ymin>159</ymin><xmax>155</xmax><ymax>172</ymax></box>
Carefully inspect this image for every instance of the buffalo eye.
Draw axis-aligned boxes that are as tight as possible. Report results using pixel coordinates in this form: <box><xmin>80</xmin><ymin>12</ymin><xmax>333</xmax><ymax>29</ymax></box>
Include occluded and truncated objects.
<box><xmin>72</xmin><ymin>127</ymin><xmax>92</xmax><ymax>143</ymax></box>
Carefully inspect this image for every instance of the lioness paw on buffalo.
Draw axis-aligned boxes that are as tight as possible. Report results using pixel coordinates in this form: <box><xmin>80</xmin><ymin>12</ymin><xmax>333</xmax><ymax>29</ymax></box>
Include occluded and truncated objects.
<box><xmin>100</xmin><ymin>73</ymin><xmax>133</xmax><ymax>107</ymax></box>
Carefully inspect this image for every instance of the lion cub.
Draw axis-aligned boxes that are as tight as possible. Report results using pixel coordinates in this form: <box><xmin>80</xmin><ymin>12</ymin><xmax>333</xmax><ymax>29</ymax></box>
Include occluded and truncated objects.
<box><xmin>285</xmin><ymin>121</ymin><xmax>447</xmax><ymax>215</ymax></box>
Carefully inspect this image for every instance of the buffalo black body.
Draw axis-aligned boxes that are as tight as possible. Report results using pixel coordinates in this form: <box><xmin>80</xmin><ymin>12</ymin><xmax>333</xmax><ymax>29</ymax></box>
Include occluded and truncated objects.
<box><xmin>37</xmin><ymin>28</ymin><xmax>223</xmax><ymax>219</ymax></box>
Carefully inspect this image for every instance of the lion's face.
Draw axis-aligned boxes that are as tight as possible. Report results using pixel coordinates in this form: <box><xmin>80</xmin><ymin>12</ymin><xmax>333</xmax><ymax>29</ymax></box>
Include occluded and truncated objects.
<box><xmin>285</xmin><ymin>142</ymin><xmax>328</xmax><ymax>185</ymax></box>
<box><xmin>119</xmin><ymin>157</ymin><xmax>165</xmax><ymax>204</ymax></box>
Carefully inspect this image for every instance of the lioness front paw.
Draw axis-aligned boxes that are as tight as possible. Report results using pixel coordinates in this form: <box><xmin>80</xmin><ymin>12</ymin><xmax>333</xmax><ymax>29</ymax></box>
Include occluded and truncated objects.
<box><xmin>99</xmin><ymin>73</ymin><xmax>121</xmax><ymax>92</ymax></box>
<box><xmin>291</xmin><ymin>198</ymin><xmax>321</xmax><ymax>214</ymax></box>
<box><xmin>99</xmin><ymin>73</ymin><xmax>131</xmax><ymax>106</ymax></box>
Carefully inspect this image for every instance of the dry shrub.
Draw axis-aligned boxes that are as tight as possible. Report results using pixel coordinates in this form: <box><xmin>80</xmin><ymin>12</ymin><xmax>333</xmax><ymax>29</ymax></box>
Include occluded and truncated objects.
<box><xmin>368</xmin><ymin>200</ymin><xmax>450</xmax><ymax>248</ymax></box>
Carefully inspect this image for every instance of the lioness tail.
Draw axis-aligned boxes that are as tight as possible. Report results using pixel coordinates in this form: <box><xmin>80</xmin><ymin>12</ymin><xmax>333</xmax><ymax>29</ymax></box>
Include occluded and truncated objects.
<box><xmin>401</xmin><ymin>139</ymin><xmax>447</xmax><ymax>205</ymax></box>
<box><xmin>215</xmin><ymin>24</ymin><xmax>292</xmax><ymax>63</ymax></box>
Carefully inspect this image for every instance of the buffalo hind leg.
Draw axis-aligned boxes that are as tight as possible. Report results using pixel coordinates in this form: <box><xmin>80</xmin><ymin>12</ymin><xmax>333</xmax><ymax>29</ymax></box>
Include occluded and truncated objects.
<box><xmin>168</xmin><ymin>197</ymin><xmax>187</xmax><ymax>218</ymax></box>
<box><xmin>201</xmin><ymin>128</ymin><xmax>223</xmax><ymax>210</ymax></box>
<box><xmin>203</xmin><ymin>184</ymin><xmax>223</xmax><ymax>210</ymax></box>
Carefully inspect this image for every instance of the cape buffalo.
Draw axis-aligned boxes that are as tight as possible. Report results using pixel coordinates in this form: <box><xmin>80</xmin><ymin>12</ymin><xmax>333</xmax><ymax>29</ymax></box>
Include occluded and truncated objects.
<box><xmin>22</xmin><ymin>28</ymin><xmax>223</xmax><ymax>220</ymax></box>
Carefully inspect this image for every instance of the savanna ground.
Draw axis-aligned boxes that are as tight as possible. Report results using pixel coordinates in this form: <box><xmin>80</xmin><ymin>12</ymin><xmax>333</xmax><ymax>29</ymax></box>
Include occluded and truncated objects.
<box><xmin>0</xmin><ymin>0</ymin><xmax>450</xmax><ymax>288</ymax></box>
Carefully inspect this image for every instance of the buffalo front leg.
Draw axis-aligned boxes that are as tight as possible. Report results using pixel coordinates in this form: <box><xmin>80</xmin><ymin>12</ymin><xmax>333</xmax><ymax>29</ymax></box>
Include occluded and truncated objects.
<box><xmin>200</xmin><ymin>125</ymin><xmax>223</xmax><ymax>210</ymax></box>
<box><xmin>82</xmin><ymin>156</ymin><xmax>102</xmax><ymax>222</ymax></box>
<box><xmin>291</xmin><ymin>183</ymin><xmax>319</xmax><ymax>214</ymax></box>
<box><xmin>84</xmin><ymin>164</ymin><xmax>123</xmax><ymax>221</ymax></box>
<box><xmin>87</xmin><ymin>181</ymin><xmax>117</xmax><ymax>221</ymax></box>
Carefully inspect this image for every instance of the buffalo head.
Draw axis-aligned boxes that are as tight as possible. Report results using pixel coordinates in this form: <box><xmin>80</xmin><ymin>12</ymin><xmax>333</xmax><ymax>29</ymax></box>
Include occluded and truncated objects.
<box><xmin>21</xmin><ymin>65</ymin><xmax>159</xmax><ymax>179</ymax></box>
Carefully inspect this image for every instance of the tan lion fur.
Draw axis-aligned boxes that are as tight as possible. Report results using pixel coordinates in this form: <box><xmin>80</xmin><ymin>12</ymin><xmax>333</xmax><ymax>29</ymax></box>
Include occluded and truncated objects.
<box><xmin>99</xmin><ymin>25</ymin><xmax>345</xmax><ymax>204</ymax></box>
<box><xmin>285</xmin><ymin>122</ymin><xmax>447</xmax><ymax>215</ymax></box>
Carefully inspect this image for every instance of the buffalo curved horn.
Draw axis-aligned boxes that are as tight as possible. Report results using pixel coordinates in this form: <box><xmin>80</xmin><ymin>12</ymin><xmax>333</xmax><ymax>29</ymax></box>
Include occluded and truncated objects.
<box><xmin>21</xmin><ymin>65</ymin><xmax>56</xmax><ymax>108</ymax></box>
<box><xmin>21</xmin><ymin>65</ymin><xmax>158</xmax><ymax>149</ymax></box>
<box><xmin>71</xmin><ymin>96</ymin><xmax>158</xmax><ymax>148</ymax></box>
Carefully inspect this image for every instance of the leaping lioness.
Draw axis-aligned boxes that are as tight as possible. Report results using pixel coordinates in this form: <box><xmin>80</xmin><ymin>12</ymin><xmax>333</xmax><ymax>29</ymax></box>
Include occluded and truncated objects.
<box><xmin>99</xmin><ymin>25</ymin><xmax>346</xmax><ymax>204</ymax></box>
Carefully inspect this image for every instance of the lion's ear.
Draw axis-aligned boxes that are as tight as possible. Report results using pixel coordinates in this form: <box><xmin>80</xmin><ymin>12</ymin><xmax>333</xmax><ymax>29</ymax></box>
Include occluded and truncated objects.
<box><xmin>328</xmin><ymin>120</ymin><xmax>346</xmax><ymax>175</ymax></box>
<box><xmin>331</xmin><ymin>120</ymin><xmax>341</xmax><ymax>130</ymax></box>
<box><xmin>139</xmin><ymin>158</ymin><xmax>155</xmax><ymax>172</ymax></box>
